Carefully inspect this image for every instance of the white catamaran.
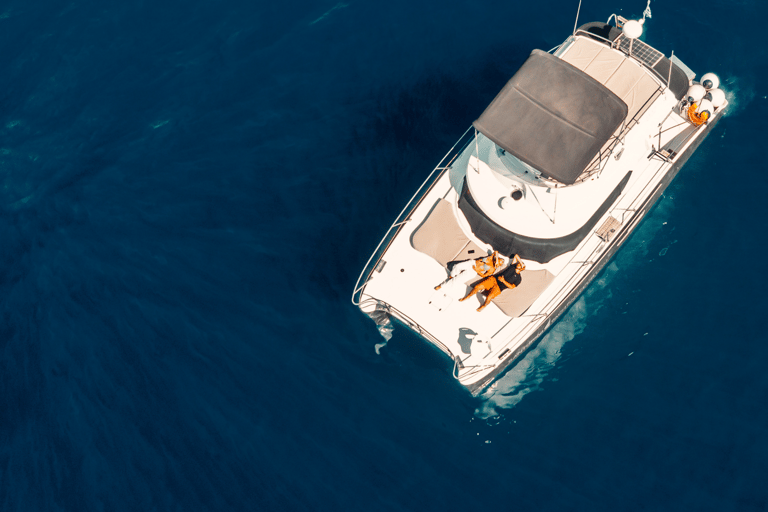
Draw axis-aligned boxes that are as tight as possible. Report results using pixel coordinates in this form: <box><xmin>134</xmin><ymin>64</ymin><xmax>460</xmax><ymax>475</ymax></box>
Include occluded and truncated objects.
<box><xmin>352</xmin><ymin>9</ymin><xmax>728</xmax><ymax>395</ymax></box>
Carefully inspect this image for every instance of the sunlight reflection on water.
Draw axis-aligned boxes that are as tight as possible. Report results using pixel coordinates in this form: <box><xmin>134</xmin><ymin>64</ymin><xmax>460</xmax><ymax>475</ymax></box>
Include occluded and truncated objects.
<box><xmin>474</xmin><ymin>294</ymin><xmax>591</xmax><ymax>419</ymax></box>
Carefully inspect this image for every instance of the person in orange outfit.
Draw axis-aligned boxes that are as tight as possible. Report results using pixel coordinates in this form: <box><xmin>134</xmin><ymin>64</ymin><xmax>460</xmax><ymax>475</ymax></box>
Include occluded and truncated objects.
<box><xmin>472</xmin><ymin>251</ymin><xmax>504</xmax><ymax>278</ymax></box>
<box><xmin>459</xmin><ymin>254</ymin><xmax>525</xmax><ymax>312</ymax></box>
<box><xmin>435</xmin><ymin>251</ymin><xmax>504</xmax><ymax>291</ymax></box>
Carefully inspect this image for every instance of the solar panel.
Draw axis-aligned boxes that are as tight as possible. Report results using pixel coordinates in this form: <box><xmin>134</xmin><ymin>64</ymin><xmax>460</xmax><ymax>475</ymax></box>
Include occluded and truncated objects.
<box><xmin>616</xmin><ymin>34</ymin><xmax>664</xmax><ymax>68</ymax></box>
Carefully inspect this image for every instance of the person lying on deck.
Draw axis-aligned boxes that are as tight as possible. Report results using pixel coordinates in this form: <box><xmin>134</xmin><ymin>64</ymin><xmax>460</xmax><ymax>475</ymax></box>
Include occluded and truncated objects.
<box><xmin>459</xmin><ymin>254</ymin><xmax>525</xmax><ymax>312</ymax></box>
<box><xmin>434</xmin><ymin>251</ymin><xmax>505</xmax><ymax>291</ymax></box>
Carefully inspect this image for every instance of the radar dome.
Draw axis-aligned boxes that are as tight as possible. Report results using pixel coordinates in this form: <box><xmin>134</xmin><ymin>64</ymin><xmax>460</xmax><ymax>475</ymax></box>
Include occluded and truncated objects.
<box><xmin>705</xmin><ymin>88</ymin><xmax>726</xmax><ymax>108</ymax></box>
<box><xmin>622</xmin><ymin>19</ymin><xmax>644</xmax><ymax>39</ymax></box>
<box><xmin>700</xmin><ymin>73</ymin><xmax>720</xmax><ymax>90</ymax></box>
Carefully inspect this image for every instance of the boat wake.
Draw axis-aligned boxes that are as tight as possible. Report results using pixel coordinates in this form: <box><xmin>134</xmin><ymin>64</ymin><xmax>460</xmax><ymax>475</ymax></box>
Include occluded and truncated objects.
<box><xmin>474</xmin><ymin>261</ymin><xmax>624</xmax><ymax>419</ymax></box>
<box><xmin>309</xmin><ymin>2</ymin><xmax>350</xmax><ymax>25</ymax></box>
<box><xmin>474</xmin><ymin>296</ymin><xmax>590</xmax><ymax>419</ymax></box>
<box><xmin>721</xmin><ymin>75</ymin><xmax>752</xmax><ymax>118</ymax></box>
<box><xmin>474</xmin><ymin>195</ymin><xmax>677</xmax><ymax>418</ymax></box>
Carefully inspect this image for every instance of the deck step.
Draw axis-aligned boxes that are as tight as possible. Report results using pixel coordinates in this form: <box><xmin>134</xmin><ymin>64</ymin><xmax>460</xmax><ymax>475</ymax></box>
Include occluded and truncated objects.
<box><xmin>596</xmin><ymin>216</ymin><xmax>622</xmax><ymax>242</ymax></box>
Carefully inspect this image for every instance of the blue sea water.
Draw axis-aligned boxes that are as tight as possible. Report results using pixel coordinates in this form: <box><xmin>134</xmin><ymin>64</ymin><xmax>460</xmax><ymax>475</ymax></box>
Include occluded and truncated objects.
<box><xmin>0</xmin><ymin>0</ymin><xmax>766</xmax><ymax>510</ymax></box>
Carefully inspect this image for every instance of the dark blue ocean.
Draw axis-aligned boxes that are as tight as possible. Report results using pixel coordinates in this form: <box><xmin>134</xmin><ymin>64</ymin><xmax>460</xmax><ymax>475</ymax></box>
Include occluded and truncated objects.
<box><xmin>1</xmin><ymin>0</ymin><xmax>765</xmax><ymax>510</ymax></box>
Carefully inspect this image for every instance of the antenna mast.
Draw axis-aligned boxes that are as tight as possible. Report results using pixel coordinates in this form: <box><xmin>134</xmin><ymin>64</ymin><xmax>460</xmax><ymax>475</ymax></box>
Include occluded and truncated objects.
<box><xmin>572</xmin><ymin>0</ymin><xmax>582</xmax><ymax>36</ymax></box>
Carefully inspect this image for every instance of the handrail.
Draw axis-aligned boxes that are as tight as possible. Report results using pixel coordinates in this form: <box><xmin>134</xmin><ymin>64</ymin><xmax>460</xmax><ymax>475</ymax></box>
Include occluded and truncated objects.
<box><xmin>487</xmin><ymin>157</ymin><xmax>671</xmax><ymax>351</ymax></box>
<box><xmin>516</xmin><ymin>132</ymin><xmax>691</xmax><ymax>331</ymax></box>
<box><xmin>568</xmin><ymin>27</ymin><xmax>668</xmax><ymax>183</ymax></box>
<box><xmin>351</xmin><ymin>126</ymin><xmax>475</xmax><ymax>305</ymax></box>
<box><xmin>573</xmin><ymin>28</ymin><xmax>615</xmax><ymax>47</ymax></box>
<box><xmin>577</xmin><ymin>84</ymin><xmax>663</xmax><ymax>182</ymax></box>
<box><xmin>573</xmin><ymin>27</ymin><xmax>674</xmax><ymax>90</ymax></box>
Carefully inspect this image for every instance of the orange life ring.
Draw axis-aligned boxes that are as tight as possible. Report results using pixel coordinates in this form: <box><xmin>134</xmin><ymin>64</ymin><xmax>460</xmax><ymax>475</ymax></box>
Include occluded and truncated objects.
<box><xmin>687</xmin><ymin>103</ymin><xmax>709</xmax><ymax>126</ymax></box>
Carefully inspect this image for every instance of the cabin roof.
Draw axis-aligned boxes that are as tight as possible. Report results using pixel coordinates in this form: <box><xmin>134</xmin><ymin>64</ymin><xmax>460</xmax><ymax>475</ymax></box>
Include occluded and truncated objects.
<box><xmin>473</xmin><ymin>50</ymin><xmax>628</xmax><ymax>185</ymax></box>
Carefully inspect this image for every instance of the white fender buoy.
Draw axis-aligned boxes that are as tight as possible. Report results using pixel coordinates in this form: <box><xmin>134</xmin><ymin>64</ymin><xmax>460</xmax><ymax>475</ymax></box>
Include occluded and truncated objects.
<box><xmin>697</xmin><ymin>99</ymin><xmax>714</xmax><ymax>117</ymax></box>
<box><xmin>700</xmin><ymin>73</ymin><xmax>720</xmax><ymax>90</ymax></box>
<box><xmin>705</xmin><ymin>88</ymin><xmax>726</xmax><ymax>108</ymax></box>
<box><xmin>686</xmin><ymin>84</ymin><xmax>706</xmax><ymax>104</ymax></box>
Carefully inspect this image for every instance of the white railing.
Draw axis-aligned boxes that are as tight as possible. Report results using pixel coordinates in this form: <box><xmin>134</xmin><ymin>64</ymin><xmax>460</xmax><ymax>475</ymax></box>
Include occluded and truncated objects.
<box><xmin>351</xmin><ymin>126</ymin><xmax>475</xmax><ymax>305</ymax></box>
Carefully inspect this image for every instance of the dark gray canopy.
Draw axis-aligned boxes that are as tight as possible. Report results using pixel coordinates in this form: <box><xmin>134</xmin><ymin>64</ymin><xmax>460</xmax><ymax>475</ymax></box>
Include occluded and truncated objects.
<box><xmin>473</xmin><ymin>50</ymin><xmax>628</xmax><ymax>185</ymax></box>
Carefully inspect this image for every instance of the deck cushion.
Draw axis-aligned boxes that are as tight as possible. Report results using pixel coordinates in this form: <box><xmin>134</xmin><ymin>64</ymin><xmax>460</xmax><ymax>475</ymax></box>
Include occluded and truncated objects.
<box><xmin>453</xmin><ymin>240</ymin><xmax>486</xmax><ymax>262</ymax></box>
<box><xmin>491</xmin><ymin>269</ymin><xmax>555</xmax><ymax>317</ymax></box>
<box><xmin>411</xmin><ymin>199</ymin><xmax>484</xmax><ymax>267</ymax></box>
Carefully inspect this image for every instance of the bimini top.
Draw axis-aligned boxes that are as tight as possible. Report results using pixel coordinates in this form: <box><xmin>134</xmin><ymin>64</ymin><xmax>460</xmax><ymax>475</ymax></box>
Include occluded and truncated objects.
<box><xmin>473</xmin><ymin>50</ymin><xmax>628</xmax><ymax>185</ymax></box>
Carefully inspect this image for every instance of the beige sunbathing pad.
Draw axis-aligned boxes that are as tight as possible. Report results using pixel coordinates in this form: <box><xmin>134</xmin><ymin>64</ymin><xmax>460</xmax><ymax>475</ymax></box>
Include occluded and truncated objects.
<box><xmin>492</xmin><ymin>269</ymin><xmax>556</xmax><ymax>318</ymax></box>
<box><xmin>560</xmin><ymin>37</ymin><xmax>604</xmax><ymax>71</ymax></box>
<box><xmin>412</xmin><ymin>199</ymin><xmax>483</xmax><ymax>268</ymax></box>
